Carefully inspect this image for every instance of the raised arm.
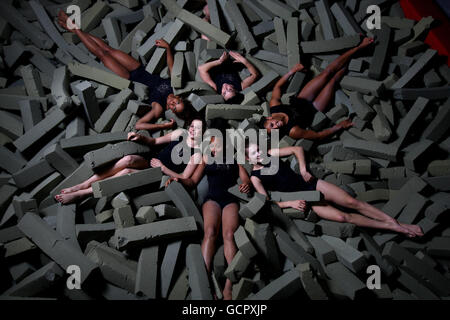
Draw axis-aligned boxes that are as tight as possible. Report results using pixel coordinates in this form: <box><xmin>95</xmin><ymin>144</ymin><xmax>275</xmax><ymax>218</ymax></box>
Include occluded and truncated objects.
<box><xmin>156</xmin><ymin>39</ymin><xmax>174</xmax><ymax>75</ymax></box>
<box><xmin>269</xmin><ymin>146</ymin><xmax>312</xmax><ymax>182</ymax></box>
<box><xmin>198</xmin><ymin>52</ymin><xmax>228</xmax><ymax>91</ymax></box>
<box><xmin>270</xmin><ymin>63</ymin><xmax>305</xmax><ymax>107</ymax></box>
<box><xmin>128</xmin><ymin>128</ymin><xmax>184</xmax><ymax>146</ymax></box>
<box><xmin>289</xmin><ymin>119</ymin><xmax>353</xmax><ymax>140</ymax></box>
<box><xmin>229</xmin><ymin>52</ymin><xmax>260</xmax><ymax>90</ymax></box>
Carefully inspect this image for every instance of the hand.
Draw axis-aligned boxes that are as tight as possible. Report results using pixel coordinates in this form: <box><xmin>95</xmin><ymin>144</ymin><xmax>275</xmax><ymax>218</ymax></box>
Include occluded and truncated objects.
<box><xmin>165</xmin><ymin>177</ymin><xmax>179</xmax><ymax>187</ymax></box>
<box><xmin>287</xmin><ymin>200</ymin><xmax>307</xmax><ymax>212</ymax></box>
<box><xmin>218</xmin><ymin>52</ymin><xmax>229</xmax><ymax>64</ymax></box>
<box><xmin>155</xmin><ymin>39</ymin><xmax>170</xmax><ymax>49</ymax></box>
<box><xmin>128</xmin><ymin>132</ymin><xmax>142</xmax><ymax>142</ymax></box>
<box><xmin>150</xmin><ymin>158</ymin><xmax>166</xmax><ymax>172</ymax></box>
<box><xmin>359</xmin><ymin>36</ymin><xmax>374</xmax><ymax>49</ymax></box>
<box><xmin>336</xmin><ymin>118</ymin><xmax>353</xmax><ymax>130</ymax></box>
<box><xmin>300</xmin><ymin>170</ymin><xmax>314</xmax><ymax>183</ymax></box>
<box><xmin>229</xmin><ymin>51</ymin><xmax>247</xmax><ymax>65</ymax></box>
<box><xmin>291</xmin><ymin>63</ymin><xmax>305</xmax><ymax>73</ymax></box>
<box><xmin>165</xmin><ymin>119</ymin><xmax>176</xmax><ymax>129</ymax></box>
<box><xmin>239</xmin><ymin>182</ymin><xmax>250</xmax><ymax>194</ymax></box>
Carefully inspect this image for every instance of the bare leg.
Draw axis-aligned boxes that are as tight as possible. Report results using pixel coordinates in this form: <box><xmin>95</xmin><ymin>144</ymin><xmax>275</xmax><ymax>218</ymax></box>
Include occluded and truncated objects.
<box><xmin>312</xmin><ymin>204</ymin><xmax>414</xmax><ymax>236</ymax></box>
<box><xmin>61</xmin><ymin>155</ymin><xmax>149</xmax><ymax>194</ymax></box>
<box><xmin>201</xmin><ymin>201</ymin><xmax>222</xmax><ymax>272</ymax></box>
<box><xmin>57</xmin><ymin>11</ymin><xmax>137</xmax><ymax>78</ymax></box>
<box><xmin>55</xmin><ymin>168</ymin><xmax>140</xmax><ymax>204</ymax></box>
<box><xmin>312</xmin><ymin>67</ymin><xmax>346</xmax><ymax>112</ymax></box>
<box><xmin>297</xmin><ymin>38</ymin><xmax>373</xmax><ymax>101</ymax></box>
<box><xmin>221</xmin><ymin>203</ymin><xmax>239</xmax><ymax>300</ymax></box>
<box><xmin>315</xmin><ymin>180</ymin><xmax>420</xmax><ymax>236</ymax></box>
<box><xmin>87</xmin><ymin>33</ymin><xmax>141</xmax><ymax>71</ymax></box>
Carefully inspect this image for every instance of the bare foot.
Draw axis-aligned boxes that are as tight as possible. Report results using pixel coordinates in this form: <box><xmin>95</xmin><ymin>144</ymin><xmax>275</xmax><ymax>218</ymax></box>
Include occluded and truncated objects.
<box><xmin>400</xmin><ymin>223</ymin><xmax>424</xmax><ymax>237</ymax></box>
<box><xmin>386</xmin><ymin>219</ymin><xmax>415</xmax><ymax>237</ymax></box>
<box><xmin>55</xmin><ymin>190</ymin><xmax>89</xmax><ymax>205</ymax></box>
<box><xmin>60</xmin><ymin>183</ymin><xmax>84</xmax><ymax>194</ymax></box>
<box><xmin>57</xmin><ymin>10</ymin><xmax>78</xmax><ymax>32</ymax></box>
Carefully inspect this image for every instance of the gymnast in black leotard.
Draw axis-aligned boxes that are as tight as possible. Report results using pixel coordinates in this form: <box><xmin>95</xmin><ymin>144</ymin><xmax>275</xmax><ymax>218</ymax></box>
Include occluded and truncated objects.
<box><xmin>198</xmin><ymin>51</ymin><xmax>260</xmax><ymax>104</ymax></box>
<box><xmin>245</xmin><ymin>141</ymin><xmax>423</xmax><ymax>238</ymax></box>
<box><xmin>55</xmin><ymin>118</ymin><xmax>204</xmax><ymax>205</ymax></box>
<box><xmin>165</xmin><ymin>131</ymin><xmax>252</xmax><ymax>300</ymax></box>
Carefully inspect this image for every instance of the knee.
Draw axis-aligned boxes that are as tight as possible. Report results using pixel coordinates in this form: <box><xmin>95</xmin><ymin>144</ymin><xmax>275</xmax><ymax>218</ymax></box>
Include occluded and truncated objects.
<box><xmin>345</xmin><ymin>197</ymin><xmax>362</xmax><ymax>210</ymax></box>
<box><xmin>204</xmin><ymin>227</ymin><xmax>219</xmax><ymax>241</ymax></box>
<box><xmin>122</xmin><ymin>155</ymin><xmax>136</xmax><ymax>167</ymax></box>
<box><xmin>322</xmin><ymin>67</ymin><xmax>333</xmax><ymax>78</ymax></box>
<box><xmin>120</xmin><ymin>168</ymin><xmax>134</xmax><ymax>175</ymax></box>
<box><xmin>222</xmin><ymin>229</ymin><xmax>235</xmax><ymax>243</ymax></box>
<box><xmin>333</xmin><ymin>214</ymin><xmax>348</xmax><ymax>223</ymax></box>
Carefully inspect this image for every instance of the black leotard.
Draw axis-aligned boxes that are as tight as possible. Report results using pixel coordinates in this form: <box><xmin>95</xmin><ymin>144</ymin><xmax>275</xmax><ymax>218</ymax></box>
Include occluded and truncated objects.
<box><xmin>251</xmin><ymin>157</ymin><xmax>317</xmax><ymax>192</ymax></box>
<box><xmin>203</xmin><ymin>162</ymin><xmax>240</xmax><ymax>209</ymax></box>
<box><xmin>156</xmin><ymin>136</ymin><xmax>200</xmax><ymax>174</ymax></box>
<box><xmin>129</xmin><ymin>65</ymin><xmax>173</xmax><ymax>107</ymax></box>
<box><xmin>271</xmin><ymin>96</ymin><xmax>318</xmax><ymax>137</ymax></box>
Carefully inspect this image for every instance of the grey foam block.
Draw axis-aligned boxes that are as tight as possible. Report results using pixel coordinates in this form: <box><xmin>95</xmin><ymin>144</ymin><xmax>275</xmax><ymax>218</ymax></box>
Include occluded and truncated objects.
<box><xmin>186</xmin><ymin>243</ymin><xmax>213</xmax><ymax>300</ymax></box>
<box><xmin>92</xmin><ymin>167</ymin><xmax>162</xmax><ymax>198</ymax></box>
<box><xmin>249</xmin><ymin>269</ymin><xmax>302</xmax><ymax>300</ymax></box>
<box><xmin>160</xmin><ymin>240</ymin><xmax>182</xmax><ymax>298</ymax></box>
<box><xmin>321</xmin><ymin>235</ymin><xmax>367</xmax><ymax>273</ymax></box>
<box><xmin>2</xmin><ymin>262</ymin><xmax>64</xmax><ymax>298</ymax></box>
<box><xmin>85</xmin><ymin>240</ymin><xmax>137</xmax><ymax>292</ymax></box>
<box><xmin>18</xmin><ymin>212</ymin><xmax>98</xmax><ymax>285</ymax></box>
<box><xmin>113</xmin><ymin>216</ymin><xmax>197</xmax><ymax>250</ymax></box>
<box><xmin>135</xmin><ymin>245</ymin><xmax>158</xmax><ymax>298</ymax></box>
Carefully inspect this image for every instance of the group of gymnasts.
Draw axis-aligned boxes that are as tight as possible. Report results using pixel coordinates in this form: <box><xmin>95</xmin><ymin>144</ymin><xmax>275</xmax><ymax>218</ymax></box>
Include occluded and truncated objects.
<box><xmin>55</xmin><ymin>9</ymin><xmax>423</xmax><ymax>300</ymax></box>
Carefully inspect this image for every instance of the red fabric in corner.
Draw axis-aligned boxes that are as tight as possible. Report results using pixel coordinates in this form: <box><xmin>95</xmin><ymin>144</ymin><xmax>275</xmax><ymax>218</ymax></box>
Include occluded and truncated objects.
<box><xmin>400</xmin><ymin>0</ymin><xmax>450</xmax><ymax>66</ymax></box>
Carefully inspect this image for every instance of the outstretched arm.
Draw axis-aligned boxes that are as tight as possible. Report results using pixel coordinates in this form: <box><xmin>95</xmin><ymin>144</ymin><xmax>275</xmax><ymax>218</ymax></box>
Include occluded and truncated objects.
<box><xmin>289</xmin><ymin>119</ymin><xmax>353</xmax><ymax>140</ymax></box>
<box><xmin>250</xmin><ymin>176</ymin><xmax>307</xmax><ymax>211</ymax></box>
<box><xmin>270</xmin><ymin>64</ymin><xmax>305</xmax><ymax>107</ymax></box>
<box><xmin>135</xmin><ymin>103</ymin><xmax>175</xmax><ymax>131</ymax></box>
<box><xmin>229</xmin><ymin>52</ymin><xmax>260</xmax><ymax>90</ymax></box>
<box><xmin>251</xmin><ymin>177</ymin><xmax>306</xmax><ymax>211</ymax></box>
<box><xmin>156</xmin><ymin>39</ymin><xmax>174</xmax><ymax>75</ymax></box>
<box><xmin>151</xmin><ymin>153</ymin><xmax>202</xmax><ymax>180</ymax></box>
<box><xmin>198</xmin><ymin>52</ymin><xmax>228</xmax><ymax>91</ymax></box>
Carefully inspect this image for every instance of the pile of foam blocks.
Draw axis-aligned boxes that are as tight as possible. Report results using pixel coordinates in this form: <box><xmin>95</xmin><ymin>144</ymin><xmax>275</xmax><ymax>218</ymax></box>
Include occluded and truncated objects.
<box><xmin>0</xmin><ymin>0</ymin><xmax>449</xmax><ymax>300</ymax></box>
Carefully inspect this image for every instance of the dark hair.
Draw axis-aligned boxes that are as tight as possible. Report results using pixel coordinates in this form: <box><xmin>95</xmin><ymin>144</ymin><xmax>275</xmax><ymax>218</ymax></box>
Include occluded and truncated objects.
<box><xmin>226</xmin><ymin>92</ymin><xmax>244</xmax><ymax>105</ymax></box>
<box><xmin>187</xmin><ymin>116</ymin><xmax>207</xmax><ymax>134</ymax></box>
<box><xmin>257</xmin><ymin>116</ymin><xmax>267</xmax><ymax>129</ymax></box>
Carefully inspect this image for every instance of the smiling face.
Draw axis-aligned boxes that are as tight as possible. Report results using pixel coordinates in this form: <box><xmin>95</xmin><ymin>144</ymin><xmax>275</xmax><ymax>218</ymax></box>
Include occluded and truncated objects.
<box><xmin>188</xmin><ymin>119</ymin><xmax>203</xmax><ymax>140</ymax></box>
<box><xmin>221</xmin><ymin>83</ymin><xmax>237</xmax><ymax>101</ymax></box>
<box><xmin>264</xmin><ymin>117</ymin><xmax>284</xmax><ymax>133</ymax></box>
<box><xmin>166</xmin><ymin>94</ymin><xmax>185</xmax><ymax>115</ymax></box>
<box><xmin>246</xmin><ymin>143</ymin><xmax>262</xmax><ymax>165</ymax></box>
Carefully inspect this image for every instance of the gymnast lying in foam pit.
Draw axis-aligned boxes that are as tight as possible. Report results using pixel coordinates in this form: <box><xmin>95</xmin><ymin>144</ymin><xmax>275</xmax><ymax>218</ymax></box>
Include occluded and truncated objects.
<box><xmin>165</xmin><ymin>130</ymin><xmax>251</xmax><ymax>300</ymax></box>
<box><xmin>58</xmin><ymin>11</ymin><xmax>189</xmax><ymax>132</ymax></box>
<box><xmin>259</xmin><ymin>37</ymin><xmax>376</xmax><ymax>140</ymax></box>
<box><xmin>245</xmin><ymin>141</ymin><xmax>424</xmax><ymax>238</ymax></box>
<box><xmin>198</xmin><ymin>51</ymin><xmax>260</xmax><ymax>104</ymax></box>
<box><xmin>55</xmin><ymin>118</ymin><xmax>205</xmax><ymax>205</ymax></box>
